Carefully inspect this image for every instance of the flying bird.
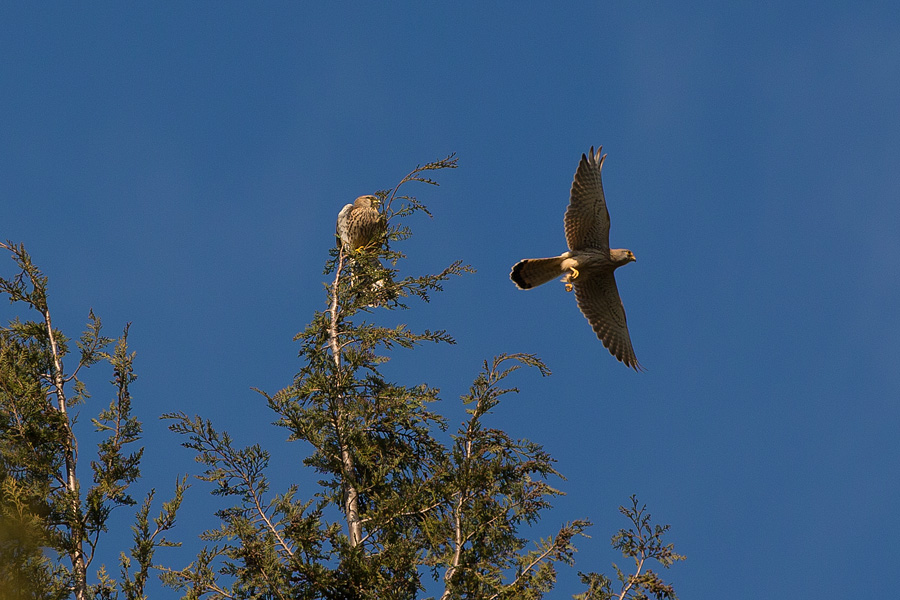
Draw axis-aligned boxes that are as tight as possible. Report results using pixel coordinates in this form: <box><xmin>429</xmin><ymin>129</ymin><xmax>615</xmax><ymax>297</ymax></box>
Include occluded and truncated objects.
<box><xmin>510</xmin><ymin>147</ymin><xmax>642</xmax><ymax>371</ymax></box>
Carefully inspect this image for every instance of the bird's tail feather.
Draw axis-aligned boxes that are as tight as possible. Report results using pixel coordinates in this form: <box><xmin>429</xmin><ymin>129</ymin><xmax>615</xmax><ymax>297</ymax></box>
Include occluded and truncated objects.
<box><xmin>510</xmin><ymin>256</ymin><xmax>566</xmax><ymax>290</ymax></box>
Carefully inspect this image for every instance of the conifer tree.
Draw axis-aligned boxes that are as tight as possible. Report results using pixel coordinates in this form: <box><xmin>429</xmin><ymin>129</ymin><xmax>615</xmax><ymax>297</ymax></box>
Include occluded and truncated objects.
<box><xmin>2</xmin><ymin>157</ymin><xmax>681</xmax><ymax>600</ymax></box>
<box><xmin>0</xmin><ymin>241</ymin><xmax>184</xmax><ymax>600</ymax></box>
<box><xmin>161</xmin><ymin>157</ymin><xmax>683</xmax><ymax>599</ymax></box>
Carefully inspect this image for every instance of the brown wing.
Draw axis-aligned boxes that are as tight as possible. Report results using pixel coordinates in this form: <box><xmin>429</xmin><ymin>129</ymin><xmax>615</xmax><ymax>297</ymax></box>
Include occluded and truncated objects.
<box><xmin>564</xmin><ymin>146</ymin><xmax>610</xmax><ymax>252</ymax></box>
<box><xmin>572</xmin><ymin>272</ymin><xmax>642</xmax><ymax>371</ymax></box>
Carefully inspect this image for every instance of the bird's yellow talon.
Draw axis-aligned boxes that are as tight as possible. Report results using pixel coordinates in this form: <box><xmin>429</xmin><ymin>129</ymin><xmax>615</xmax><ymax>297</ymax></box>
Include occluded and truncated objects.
<box><xmin>570</xmin><ymin>267</ymin><xmax>580</xmax><ymax>280</ymax></box>
<box><xmin>565</xmin><ymin>282</ymin><xmax>574</xmax><ymax>292</ymax></box>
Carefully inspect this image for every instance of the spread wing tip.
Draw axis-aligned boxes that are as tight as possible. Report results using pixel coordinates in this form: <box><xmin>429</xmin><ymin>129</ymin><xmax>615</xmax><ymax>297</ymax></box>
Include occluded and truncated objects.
<box><xmin>582</xmin><ymin>146</ymin><xmax>607</xmax><ymax>170</ymax></box>
<box><xmin>626</xmin><ymin>357</ymin><xmax>645</xmax><ymax>372</ymax></box>
<box><xmin>601</xmin><ymin>338</ymin><xmax>644</xmax><ymax>372</ymax></box>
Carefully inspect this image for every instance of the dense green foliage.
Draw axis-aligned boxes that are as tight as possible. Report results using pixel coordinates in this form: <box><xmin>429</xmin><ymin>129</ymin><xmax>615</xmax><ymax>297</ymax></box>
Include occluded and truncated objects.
<box><xmin>0</xmin><ymin>242</ymin><xmax>183</xmax><ymax>600</ymax></box>
<box><xmin>1</xmin><ymin>156</ymin><xmax>682</xmax><ymax>599</ymax></box>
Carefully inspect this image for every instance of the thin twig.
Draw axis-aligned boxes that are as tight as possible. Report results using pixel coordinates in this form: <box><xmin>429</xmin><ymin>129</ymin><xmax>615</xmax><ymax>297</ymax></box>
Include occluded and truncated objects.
<box><xmin>248</xmin><ymin>484</ymin><xmax>294</xmax><ymax>559</ymax></box>
<box><xmin>618</xmin><ymin>555</ymin><xmax>645</xmax><ymax>600</ymax></box>
<box><xmin>487</xmin><ymin>541</ymin><xmax>560</xmax><ymax>600</ymax></box>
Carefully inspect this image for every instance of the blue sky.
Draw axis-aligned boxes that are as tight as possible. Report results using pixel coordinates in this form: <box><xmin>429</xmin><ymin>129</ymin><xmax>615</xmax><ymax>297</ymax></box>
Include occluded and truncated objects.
<box><xmin>3</xmin><ymin>3</ymin><xmax>900</xmax><ymax>598</ymax></box>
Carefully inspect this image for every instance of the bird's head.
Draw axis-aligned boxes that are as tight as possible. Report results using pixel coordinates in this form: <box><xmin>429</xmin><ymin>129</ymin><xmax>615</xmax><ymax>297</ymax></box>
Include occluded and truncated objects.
<box><xmin>355</xmin><ymin>195</ymin><xmax>379</xmax><ymax>209</ymax></box>
<box><xmin>611</xmin><ymin>248</ymin><xmax>636</xmax><ymax>266</ymax></box>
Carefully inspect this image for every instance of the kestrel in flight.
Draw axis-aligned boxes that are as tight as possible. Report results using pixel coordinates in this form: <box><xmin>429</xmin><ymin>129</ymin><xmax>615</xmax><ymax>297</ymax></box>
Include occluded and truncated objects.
<box><xmin>510</xmin><ymin>147</ymin><xmax>642</xmax><ymax>371</ymax></box>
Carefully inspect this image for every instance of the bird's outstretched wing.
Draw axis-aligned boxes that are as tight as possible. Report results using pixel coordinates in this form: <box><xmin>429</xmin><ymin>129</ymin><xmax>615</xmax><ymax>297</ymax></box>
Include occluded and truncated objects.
<box><xmin>572</xmin><ymin>272</ymin><xmax>642</xmax><ymax>371</ymax></box>
<box><xmin>564</xmin><ymin>146</ymin><xmax>610</xmax><ymax>252</ymax></box>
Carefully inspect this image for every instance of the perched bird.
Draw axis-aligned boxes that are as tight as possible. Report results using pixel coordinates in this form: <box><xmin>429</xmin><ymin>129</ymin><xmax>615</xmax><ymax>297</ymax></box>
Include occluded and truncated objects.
<box><xmin>336</xmin><ymin>195</ymin><xmax>383</xmax><ymax>252</ymax></box>
<box><xmin>510</xmin><ymin>147</ymin><xmax>642</xmax><ymax>371</ymax></box>
<box><xmin>336</xmin><ymin>195</ymin><xmax>387</xmax><ymax>299</ymax></box>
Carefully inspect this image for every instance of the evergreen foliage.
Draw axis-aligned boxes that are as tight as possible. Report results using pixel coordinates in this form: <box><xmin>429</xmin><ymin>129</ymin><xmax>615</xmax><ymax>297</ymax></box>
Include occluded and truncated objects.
<box><xmin>160</xmin><ymin>157</ymin><xmax>683</xmax><ymax>599</ymax></box>
<box><xmin>0</xmin><ymin>241</ymin><xmax>183</xmax><ymax>600</ymax></box>
<box><xmin>1</xmin><ymin>155</ymin><xmax>683</xmax><ymax>599</ymax></box>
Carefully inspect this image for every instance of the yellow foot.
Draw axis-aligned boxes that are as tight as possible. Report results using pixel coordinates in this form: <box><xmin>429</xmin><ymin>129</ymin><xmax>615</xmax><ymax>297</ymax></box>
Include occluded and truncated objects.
<box><xmin>562</xmin><ymin>267</ymin><xmax>579</xmax><ymax>292</ymax></box>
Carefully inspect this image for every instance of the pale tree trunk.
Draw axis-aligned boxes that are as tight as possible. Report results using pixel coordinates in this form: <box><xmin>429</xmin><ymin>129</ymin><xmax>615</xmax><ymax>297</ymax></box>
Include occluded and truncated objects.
<box><xmin>328</xmin><ymin>251</ymin><xmax>363</xmax><ymax>547</ymax></box>
<box><xmin>440</xmin><ymin>437</ymin><xmax>472</xmax><ymax>600</ymax></box>
<box><xmin>43</xmin><ymin>308</ymin><xmax>87</xmax><ymax>600</ymax></box>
